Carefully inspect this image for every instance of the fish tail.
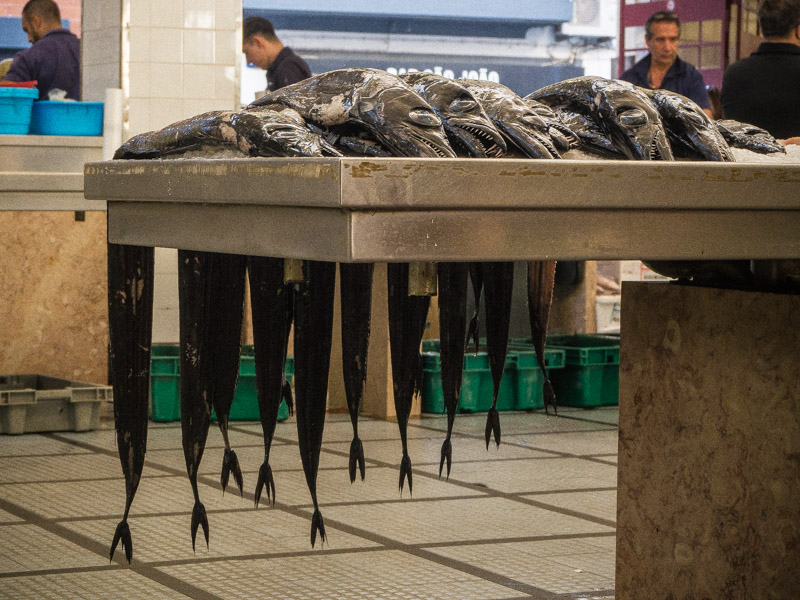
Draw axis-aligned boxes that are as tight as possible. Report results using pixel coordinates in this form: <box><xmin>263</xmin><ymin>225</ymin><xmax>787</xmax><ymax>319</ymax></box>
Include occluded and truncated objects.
<box><xmin>223</xmin><ymin>448</ymin><xmax>244</xmax><ymax>496</ymax></box>
<box><xmin>485</xmin><ymin>407</ymin><xmax>501</xmax><ymax>449</ymax></box>
<box><xmin>191</xmin><ymin>501</ymin><xmax>209</xmax><ymax>552</ymax></box>
<box><xmin>439</xmin><ymin>438</ymin><xmax>452</xmax><ymax>480</ymax></box>
<box><xmin>399</xmin><ymin>452</ymin><xmax>413</xmax><ymax>496</ymax></box>
<box><xmin>310</xmin><ymin>508</ymin><xmax>326</xmax><ymax>548</ymax></box>
<box><xmin>282</xmin><ymin>379</ymin><xmax>294</xmax><ymax>416</ymax></box>
<box><xmin>254</xmin><ymin>461</ymin><xmax>275</xmax><ymax>507</ymax></box>
<box><xmin>110</xmin><ymin>520</ymin><xmax>132</xmax><ymax>564</ymax></box>
<box><xmin>349</xmin><ymin>437</ymin><xmax>365</xmax><ymax>483</ymax></box>
<box><xmin>543</xmin><ymin>379</ymin><xmax>557</xmax><ymax>416</ymax></box>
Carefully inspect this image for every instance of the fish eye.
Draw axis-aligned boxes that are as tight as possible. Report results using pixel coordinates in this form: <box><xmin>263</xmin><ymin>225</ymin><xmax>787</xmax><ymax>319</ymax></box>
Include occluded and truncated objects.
<box><xmin>618</xmin><ymin>109</ymin><xmax>648</xmax><ymax>126</ymax></box>
<box><xmin>408</xmin><ymin>109</ymin><xmax>442</xmax><ymax>127</ymax></box>
<box><xmin>448</xmin><ymin>98</ymin><xmax>478</xmax><ymax>113</ymax></box>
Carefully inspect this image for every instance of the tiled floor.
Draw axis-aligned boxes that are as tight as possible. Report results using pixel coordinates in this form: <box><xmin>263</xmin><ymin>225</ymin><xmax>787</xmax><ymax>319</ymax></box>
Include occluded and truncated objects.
<box><xmin>0</xmin><ymin>407</ymin><xmax>618</xmax><ymax>599</ymax></box>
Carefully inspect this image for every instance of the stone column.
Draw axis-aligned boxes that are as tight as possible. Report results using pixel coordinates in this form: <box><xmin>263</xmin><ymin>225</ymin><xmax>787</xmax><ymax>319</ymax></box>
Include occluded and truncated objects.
<box><xmin>617</xmin><ymin>281</ymin><xmax>800</xmax><ymax>598</ymax></box>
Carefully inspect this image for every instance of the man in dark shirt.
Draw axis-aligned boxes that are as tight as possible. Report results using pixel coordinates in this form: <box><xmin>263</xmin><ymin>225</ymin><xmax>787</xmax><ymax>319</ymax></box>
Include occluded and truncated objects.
<box><xmin>721</xmin><ymin>0</ymin><xmax>800</xmax><ymax>142</ymax></box>
<box><xmin>0</xmin><ymin>0</ymin><xmax>80</xmax><ymax>100</ymax></box>
<box><xmin>242</xmin><ymin>17</ymin><xmax>311</xmax><ymax>92</ymax></box>
<box><xmin>620</xmin><ymin>11</ymin><xmax>712</xmax><ymax>117</ymax></box>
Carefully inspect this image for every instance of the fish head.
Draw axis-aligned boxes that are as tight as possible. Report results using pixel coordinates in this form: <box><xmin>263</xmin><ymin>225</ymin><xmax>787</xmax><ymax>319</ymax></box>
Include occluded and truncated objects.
<box><xmin>593</xmin><ymin>79</ymin><xmax>673</xmax><ymax>160</ymax></box>
<box><xmin>524</xmin><ymin>99</ymin><xmax>582</xmax><ymax>152</ymax></box>
<box><xmin>647</xmin><ymin>89</ymin><xmax>734</xmax><ymax>161</ymax></box>
<box><xmin>715</xmin><ymin>119</ymin><xmax>786</xmax><ymax>154</ymax></box>
<box><xmin>461</xmin><ymin>79</ymin><xmax>560</xmax><ymax>158</ymax></box>
<box><xmin>239</xmin><ymin>105</ymin><xmax>339</xmax><ymax>157</ymax></box>
<box><xmin>400</xmin><ymin>73</ymin><xmax>506</xmax><ymax>157</ymax></box>
<box><xmin>350</xmin><ymin>76</ymin><xmax>457</xmax><ymax>158</ymax></box>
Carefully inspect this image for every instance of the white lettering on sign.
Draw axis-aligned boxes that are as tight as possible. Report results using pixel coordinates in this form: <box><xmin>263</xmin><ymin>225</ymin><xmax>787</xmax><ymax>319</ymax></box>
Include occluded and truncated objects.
<box><xmin>386</xmin><ymin>66</ymin><xmax>499</xmax><ymax>82</ymax></box>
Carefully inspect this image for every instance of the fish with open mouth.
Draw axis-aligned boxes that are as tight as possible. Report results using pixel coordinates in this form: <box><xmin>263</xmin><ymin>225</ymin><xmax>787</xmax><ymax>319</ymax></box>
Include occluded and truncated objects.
<box><xmin>107</xmin><ymin>243</ymin><xmax>154</xmax><ymax>564</ymax></box>
<box><xmin>527</xmin><ymin>76</ymin><xmax>673</xmax><ymax>160</ymax></box>
<box><xmin>641</xmin><ymin>88</ymin><xmax>734</xmax><ymax>161</ymax></box>
<box><xmin>114</xmin><ymin>105</ymin><xmax>341</xmax><ymax>159</ymax></box>
<box><xmin>715</xmin><ymin>119</ymin><xmax>786</xmax><ymax>154</ymax></box>
<box><xmin>460</xmin><ymin>79</ymin><xmax>561</xmax><ymax>158</ymax></box>
<box><xmin>251</xmin><ymin>68</ymin><xmax>456</xmax><ymax>158</ymax></box>
<box><xmin>399</xmin><ymin>72</ymin><xmax>506</xmax><ymax>157</ymax></box>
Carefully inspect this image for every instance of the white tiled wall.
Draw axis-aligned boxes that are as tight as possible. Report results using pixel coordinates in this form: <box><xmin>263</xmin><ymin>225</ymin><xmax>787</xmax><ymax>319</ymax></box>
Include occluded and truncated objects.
<box><xmin>82</xmin><ymin>0</ymin><xmax>243</xmax><ymax>343</ymax></box>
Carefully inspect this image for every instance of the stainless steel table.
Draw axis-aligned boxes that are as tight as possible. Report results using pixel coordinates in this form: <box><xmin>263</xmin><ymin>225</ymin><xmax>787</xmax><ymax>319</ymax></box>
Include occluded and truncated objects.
<box><xmin>85</xmin><ymin>157</ymin><xmax>800</xmax><ymax>262</ymax></box>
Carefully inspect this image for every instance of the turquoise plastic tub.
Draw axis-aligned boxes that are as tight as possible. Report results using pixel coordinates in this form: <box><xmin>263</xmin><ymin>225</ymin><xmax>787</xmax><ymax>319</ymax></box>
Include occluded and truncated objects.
<box><xmin>0</xmin><ymin>88</ymin><xmax>38</xmax><ymax>134</ymax></box>
<box><xmin>29</xmin><ymin>101</ymin><xmax>104</xmax><ymax>136</ymax></box>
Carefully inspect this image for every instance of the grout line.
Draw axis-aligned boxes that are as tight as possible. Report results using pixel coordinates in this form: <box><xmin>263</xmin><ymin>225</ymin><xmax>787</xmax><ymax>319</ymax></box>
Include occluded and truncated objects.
<box><xmin>556</xmin><ymin>589</ymin><xmax>616</xmax><ymax>599</ymax></box>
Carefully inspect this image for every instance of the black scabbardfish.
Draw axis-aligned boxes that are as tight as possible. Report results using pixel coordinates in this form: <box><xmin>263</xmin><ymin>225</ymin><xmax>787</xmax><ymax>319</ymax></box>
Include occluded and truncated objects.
<box><xmin>340</xmin><ymin>263</ymin><xmax>374</xmax><ymax>483</ymax></box>
<box><xmin>460</xmin><ymin>79</ymin><xmax>560</xmax><ymax>158</ymax></box>
<box><xmin>114</xmin><ymin>106</ymin><xmax>341</xmax><ymax>159</ymax></box>
<box><xmin>108</xmin><ymin>243</ymin><xmax>154</xmax><ymax>564</ymax></box>
<box><xmin>248</xmin><ymin>257</ymin><xmax>293</xmax><ymax>507</ymax></box>
<box><xmin>294</xmin><ymin>260</ymin><xmax>337</xmax><ymax>547</ymax></box>
<box><xmin>177</xmin><ymin>250</ymin><xmax>220</xmax><ymax>552</ymax></box>
<box><xmin>527</xmin><ymin>261</ymin><xmax>558</xmax><ymax>415</ymax></box>
<box><xmin>388</xmin><ymin>263</ymin><xmax>431</xmax><ymax>495</ymax></box>
<box><xmin>482</xmin><ymin>262</ymin><xmax>514</xmax><ymax>448</ymax></box>
<box><xmin>251</xmin><ymin>68</ymin><xmax>456</xmax><ymax>158</ymax></box>
<box><xmin>436</xmin><ymin>262</ymin><xmax>469</xmax><ymax>478</ymax></box>
<box><xmin>528</xmin><ymin>76</ymin><xmax>673</xmax><ymax>160</ymax></box>
<box><xmin>641</xmin><ymin>88</ymin><xmax>734</xmax><ymax>161</ymax></box>
<box><xmin>715</xmin><ymin>119</ymin><xmax>786</xmax><ymax>154</ymax></box>
<box><xmin>206</xmin><ymin>254</ymin><xmax>248</xmax><ymax>497</ymax></box>
<box><xmin>400</xmin><ymin>72</ymin><xmax>506</xmax><ymax>157</ymax></box>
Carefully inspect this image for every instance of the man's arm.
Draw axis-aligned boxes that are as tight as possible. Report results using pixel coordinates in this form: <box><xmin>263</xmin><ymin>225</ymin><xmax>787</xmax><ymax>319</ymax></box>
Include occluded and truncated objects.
<box><xmin>1</xmin><ymin>52</ymin><xmax>32</xmax><ymax>83</ymax></box>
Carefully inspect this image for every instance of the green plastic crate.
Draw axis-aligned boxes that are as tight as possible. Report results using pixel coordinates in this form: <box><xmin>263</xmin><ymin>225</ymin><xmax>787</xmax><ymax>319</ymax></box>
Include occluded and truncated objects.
<box><xmin>546</xmin><ymin>334</ymin><xmax>620</xmax><ymax>407</ymax></box>
<box><xmin>421</xmin><ymin>340</ymin><xmax>516</xmax><ymax>414</ymax></box>
<box><xmin>510</xmin><ymin>345</ymin><xmax>566</xmax><ymax>410</ymax></box>
<box><xmin>149</xmin><ymin>345</ymin><xmax>292</xmax><ymax>422</ymax></box>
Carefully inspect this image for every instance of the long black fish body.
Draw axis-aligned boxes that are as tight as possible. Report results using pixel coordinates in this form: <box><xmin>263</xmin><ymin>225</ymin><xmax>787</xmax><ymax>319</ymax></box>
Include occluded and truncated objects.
<box><xmin>201</xmin><ymin>254</ymin><xmax>248</xmax><ymax>498</ymax></box>
<box><xmin>248</xmin><ymin>257</ymin><xmax>293</xmax><ymax>507</ymax></box>
<box><xmin>460</xmin><ymin>79</ymin><xmax>560</xmax><ymax>158</ymax></box>
<box><xmin>340</xmin><ymin>263</ymin><xmax>374</xmax><ymax>483</ymax></box>
<box><xmin>251</xmin><ymin>68</ymin><xmax>456</xmax><ymax>158</ymax></box>
<box><xmin>527</xmin><ymin>76</ymin><xmax>673</xmax><ymax>160</ymax></box>
<box><xmin>715</xmin><ymin>119</ymin><xmax>786</xmax><ymax>154</ymax></box>
<box><xmin>482</xmin><ymin>262</ymin><xmax>514</xmax><ymax>448</ymax></box>
<box><xmin>399</xmin><ymin>72</ymin><xmax>506</xmax><ymax>157</ymax></box>
<box><xmin>527</xmin><ymin>260</ymin><xmax>558</xmax><ymax>415</ymax></box>
<box><xmin>178</xmin><ymin>250</ymin><xmax>224</xmax><ymax>552</ymax></box>
<box><xmin>108</xmin><ymin>243</ymin><xmax>154</xmax><ymax>564</ymax></box>
<box><xmin>388</xmin><ymin>263</ymin><xmax>430</xmax><ymax>495</ymax></box>
<box><xmin>114</xmin><ymin>105</ymin><xmax>341</xmax><ymax>159</ymax></box>
<box><xmin>641</xmin><ymin>88</ymin><xmax>734</xmax><ymax>161</ymax></box>
<box><xmin>294</xmin><ymin>260</ymin><xmax>337</xmax><ymax>547</ymax></box>
<box><xmin>436</xmin><ymin>262</ymin><xmax>468</xmax><ymax>478</ymax></box>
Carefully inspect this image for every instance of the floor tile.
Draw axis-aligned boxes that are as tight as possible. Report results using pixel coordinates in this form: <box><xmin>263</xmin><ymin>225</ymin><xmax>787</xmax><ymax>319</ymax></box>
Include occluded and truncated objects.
<box><xmin>504</xmin><ymin>429</ymin><xmax>620</xmax><ymax>456</ymax></box>
<box><xmin>0</xmin><ymin>434</ymin><xmax>92</xmax><ymax>457</ymax></box>
<box><xmin>0</xmin><ymin>570</ymin><xmax>196</xmax><ymax>599</ymax></box>
<box><xmin>0</xmin><ymin>524</ymin><xmax>108</xmax><ymax>573</ymax></box>
<box><xmin>0</xmin><ymin>453</ymin><xmax>124</xmax><ymax>483</ymax></box>
<box><xmin>159</xmin><ymin>550</ymin><xmax>521</xmax><ymax>600</ymax></box>
<box><xmin>322</xmin><ymin>497</ymin><xmax>613</xmax><ymax>545</ymax></box>
<box><xmin>416</xmin><ymin>456</ymin><xmax>617</xmax><ymax>494</ymax></box>
<box><xmin>527</xmin><ymin>490</ymin><xmax>617</xmax><ymax>523</ymax></box>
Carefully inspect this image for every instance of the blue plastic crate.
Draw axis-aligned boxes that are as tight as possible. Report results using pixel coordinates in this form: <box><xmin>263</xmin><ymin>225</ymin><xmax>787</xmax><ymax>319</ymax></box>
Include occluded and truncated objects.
<box><xmin>29</xmin><ymin>101</ymin><xmax>104</xmax><ymax>136</ymax></box>
<box><xmin>0</xmin><ymin>87</ymin><xmax>38</xmax><ymax>134</ymax></box>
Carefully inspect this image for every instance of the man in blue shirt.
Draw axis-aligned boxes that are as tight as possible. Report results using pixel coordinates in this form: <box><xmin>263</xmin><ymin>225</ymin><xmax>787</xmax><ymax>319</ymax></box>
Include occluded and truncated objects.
<box><xmin>0</xmin><ymin>0</ymin><xmax>80</xmax><ymax>100</ymax></box>
<box><xmin>620</xmin><ymin>11</ymin><xmax>712</xmax><ymax>117</ymax></box>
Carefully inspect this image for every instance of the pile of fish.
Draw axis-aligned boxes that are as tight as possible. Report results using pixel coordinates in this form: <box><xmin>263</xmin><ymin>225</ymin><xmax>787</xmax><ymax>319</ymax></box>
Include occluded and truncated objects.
<box><xmin>108</xmin><ymin>70</ymin><xmax>787</xmax><ymax>562</ymax></box>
